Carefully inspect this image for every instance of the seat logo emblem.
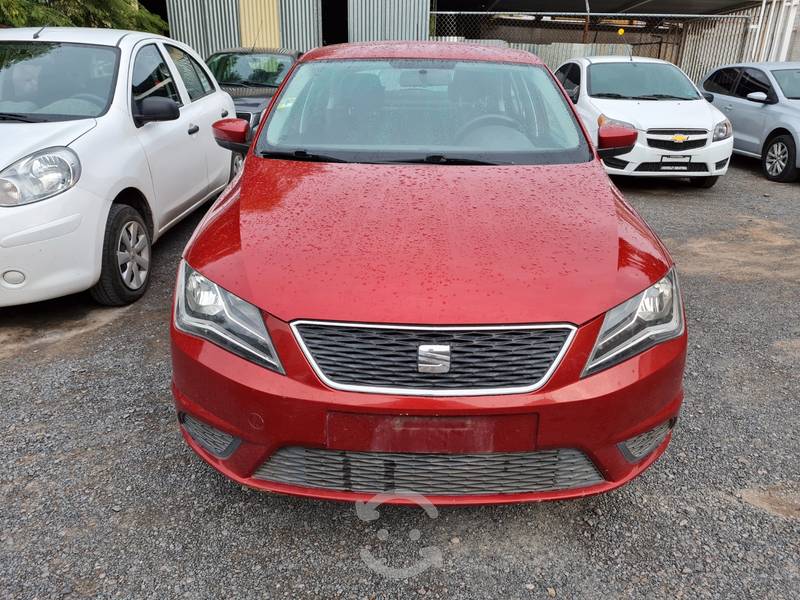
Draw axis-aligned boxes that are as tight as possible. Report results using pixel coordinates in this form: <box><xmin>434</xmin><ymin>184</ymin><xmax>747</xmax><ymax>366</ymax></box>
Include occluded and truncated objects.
<box><xmin>671</xmin><ymin>134</ymin><xmax>688</xmax><ymax>143</ymax></box>
<box><xmin>417</xmin><ymin>344</ymin><xmax>451</xmax><ymax>374</ymax></box>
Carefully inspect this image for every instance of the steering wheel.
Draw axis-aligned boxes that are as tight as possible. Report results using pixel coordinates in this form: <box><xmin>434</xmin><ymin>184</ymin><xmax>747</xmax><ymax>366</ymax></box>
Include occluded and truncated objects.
<box><xmin>455</xmin><ymin>114</ymin><xmax>524</xmax><ymax>143</ymax></box>
<box><xmin>72</xmin><ymin>93</ymin><xmax>105</xmax><ymax>106</ymax></box>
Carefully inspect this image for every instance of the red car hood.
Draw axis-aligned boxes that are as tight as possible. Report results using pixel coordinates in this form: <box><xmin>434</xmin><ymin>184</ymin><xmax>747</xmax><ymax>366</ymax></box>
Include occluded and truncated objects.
<box><xmin>186</xmin><ymin>159</ymin><xmax>670</xmax><ymax>325</ymax></box>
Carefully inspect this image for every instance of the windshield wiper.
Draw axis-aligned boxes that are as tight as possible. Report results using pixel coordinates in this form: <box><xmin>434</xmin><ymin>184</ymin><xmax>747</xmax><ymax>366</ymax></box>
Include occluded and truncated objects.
<box><xmin>259</xmin><ymin>149</ymin><xmax>350</xmax><ymax>163</ymax></box>
<box><xmin>390</xmin><ymin>154</ymin><xmax>501</xmax><ymax>166</ymax></box>
<box><xmin>0</xmin><ymin>112</ymin><xmax>47</xmax><ymax>123</ymax></box>
<box><xmin>591</xmin><ymin>92</ymin><xmax>632</xmax><ymax>99</ymax></box>
<box><xmin>632</xmin><ymin>94</ymin><xmax>697</xmax><ymax>101</ymax></box>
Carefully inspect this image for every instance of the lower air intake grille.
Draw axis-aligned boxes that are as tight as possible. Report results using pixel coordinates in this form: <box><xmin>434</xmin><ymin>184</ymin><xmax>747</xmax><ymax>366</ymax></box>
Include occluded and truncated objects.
<box><xmin>292</xmin><ymin>322</ymin><xmax>573</xmax><ymax>395</ymax></box>
<box><xmin>182</xmin><ymin>413</ymin><xmax>239</xmax><ymax>458</ymax></box>
<box><xmin>619</xmin><ymin>420</ymin><xmax>673</xmax><ymax>462</ymax></box>
<box><xmin>253</xmin><ymin>447</ymin><xmax>604</xmax><ymax>495</ymax></box>
<box><xmin>635</xmin><ymin>162</ymin><xmax>709</xmax><ymax>173</ymax></box>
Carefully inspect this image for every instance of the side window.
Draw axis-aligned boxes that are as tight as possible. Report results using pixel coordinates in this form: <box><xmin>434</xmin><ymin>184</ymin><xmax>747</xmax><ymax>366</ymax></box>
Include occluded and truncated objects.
<box><xmin>703</xmin><ymin>68</ymin><xmax>739</xmax><ymax>95</ymax></box>
<box><xmin>131</xmin><ymin>44</ymin><xmax>182</xmax><ymax>108</ymax></box>
<box><xmin>735</xmin><ymin>68</ymin><xmax>773</xmax><ymax>99</ymax></box>
<box><xmin>166</xmin><ymin>45</ymin><xmax>214</xmax><ymax>101</ymax></box>
<box><xmin>555</xmin><ymin>64</ymin><xmax>570</xmax><ymax>84</ymax></box>
<box><xmin>564</xmin><ymin>64</ymin><xmax>581</xmax><ymax>90</ymax></box>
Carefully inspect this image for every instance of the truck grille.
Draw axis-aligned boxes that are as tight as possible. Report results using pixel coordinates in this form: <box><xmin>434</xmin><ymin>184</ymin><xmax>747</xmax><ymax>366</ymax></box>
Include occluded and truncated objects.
<box><xmin>253</xmin><ymin>447</ymin><xmax>604</xmax><ymax>495</ymax></box>
<box><xmin>291</xmin><ymin>322</ymin><xmax>574</xmax><ymax>396</ymax></box>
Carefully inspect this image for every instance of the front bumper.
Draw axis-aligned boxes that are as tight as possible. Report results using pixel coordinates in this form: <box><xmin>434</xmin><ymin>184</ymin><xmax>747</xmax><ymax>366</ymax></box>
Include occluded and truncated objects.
<box><xmin>603</xmin><ymin>135</ymin><xmax>734</xmax><ymax>177</ymax></box>
<box><xmin>0</xmin><ymin>186</ymin><xmax>108</xmax><ymax>307</ymax></box>
<box><xmin>171</xmin><ymin>313</ymin><xmax>687</xmax><ymax>505</ymax></box>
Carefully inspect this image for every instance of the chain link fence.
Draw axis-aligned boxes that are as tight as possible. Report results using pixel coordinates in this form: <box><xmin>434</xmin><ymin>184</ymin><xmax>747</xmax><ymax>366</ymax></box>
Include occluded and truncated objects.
<box><xmin>430</xmin><ymin>11</ymin><xmax>754</xmax><ymax>82</ymax></box>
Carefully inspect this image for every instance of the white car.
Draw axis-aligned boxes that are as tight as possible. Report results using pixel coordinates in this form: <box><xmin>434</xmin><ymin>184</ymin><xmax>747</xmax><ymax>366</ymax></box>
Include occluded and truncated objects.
<box><xmin>0</xmin><ymin>27</ymin><xmax>235</xmax><ymax>307</ymax></box>
<box><xmin>554</xmin><ymin>56</ymin><xmax>734</xmax><ymax>188</ymax></box>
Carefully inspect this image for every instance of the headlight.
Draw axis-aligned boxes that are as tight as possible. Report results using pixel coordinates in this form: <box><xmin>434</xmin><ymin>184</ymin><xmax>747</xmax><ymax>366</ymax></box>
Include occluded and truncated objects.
<box><xmin>712</xmin><ymin>119</ymin><xmax>732</xmax><ymax>142</ymax></box>
<box><xmin>597</xmin><ymin>114</ymin><xmax>636</xmax><ymax>130</ymax></box>
<box><xmin>583</xmin><ymin>270</ymin><xmax>683</xmax><ymax>377</ymax></box>
<box><xmin>0</xmin><ymin>147</ymin><xmax>81</xmax><ymax>207</ymax></box>
<box><xmin>175</xmin><ymin>261</ymin><xmax>284</xmax><ymax>373</ymax></box>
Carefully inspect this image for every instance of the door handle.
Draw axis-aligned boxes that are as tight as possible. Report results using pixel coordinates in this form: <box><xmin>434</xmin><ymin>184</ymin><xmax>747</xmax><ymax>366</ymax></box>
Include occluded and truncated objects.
<box><xmin>723</xmin><ymin>105</ymin><xmax>733</xmax><ymax>111</ymax></box>
<box><xmin>221</xmin><ymin>109</ymin><xmax>229</xmax><ymax>117</ymax></box>
<box><xmin>187</xmin><ymin>124</ymin><xmax>200</xmax><ymax>135</ymax></box>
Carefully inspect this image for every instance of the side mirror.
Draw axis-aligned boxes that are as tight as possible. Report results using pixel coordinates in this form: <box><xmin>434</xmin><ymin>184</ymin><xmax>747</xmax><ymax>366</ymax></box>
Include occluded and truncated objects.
<box><xmin>134</xmin><ymin>97</ymin><xmax>180</xmax><ymax>126</ymax></box>
<box><xmin>746</xmin><ymin>91</ymin><xmax>769</xmax><ymax>103</ymax></box>
<box><xmin>597</xmin><ymin>124</ymin><xmax>638</xmax><ymax>159</ymax></box>
<box><xmin>567</xmin><ymin>85</ymin><xmax>580</xmax><ymax>104</ymax></box>
<box><xmin>212</xmin><ymin>118</ymin><xmax>250</xmax><ymax>154</ymax></box>
<box><xmin>702</xmin><ymin>92</ymin><xmax>714</xmax><ymax>103</ymax></box>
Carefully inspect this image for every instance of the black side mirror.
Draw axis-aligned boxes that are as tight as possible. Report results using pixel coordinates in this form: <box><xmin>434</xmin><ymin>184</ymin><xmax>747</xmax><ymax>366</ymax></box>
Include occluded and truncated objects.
<box><xmin>568</xmin><ymin>86</ymin><xmax>580</xmax><ymax>104</ymax></box>
<box><xmin>134</xmin><ymin>97</ymin><xmax>180</xmax><ymax>127</ymax></box>
<box><xmin>702</xmin><ymin>92</ymin><xmax>714</xmax><ymax>103</ymax></box>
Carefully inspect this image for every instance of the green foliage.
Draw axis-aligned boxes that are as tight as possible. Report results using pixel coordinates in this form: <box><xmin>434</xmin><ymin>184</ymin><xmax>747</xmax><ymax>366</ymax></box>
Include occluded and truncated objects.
<box><xmin>0</xmin><ymin>0</ymin><xmax>168</xmax><ymax>34</ymax></box>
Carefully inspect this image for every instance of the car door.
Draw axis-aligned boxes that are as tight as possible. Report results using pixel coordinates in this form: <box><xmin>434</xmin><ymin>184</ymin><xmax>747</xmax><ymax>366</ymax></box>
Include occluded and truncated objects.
<box><xmin>730</xmin><ymin>67</ymin><xmax>777</xmax><ymax>155</ymax></box>
<box><xmin>130</xmin><ymin>42</ymin><xmax>208</xmax><ymax>230</ymax></box>
<box><xmin>703</xmin><ymin>67</ymin><xmax>745</xmax><ymax>150</ymax></box>
<box><xmin>163</xmin><ymin>43</ymin><xmax>234</xmax><ymax>193</ymax></box>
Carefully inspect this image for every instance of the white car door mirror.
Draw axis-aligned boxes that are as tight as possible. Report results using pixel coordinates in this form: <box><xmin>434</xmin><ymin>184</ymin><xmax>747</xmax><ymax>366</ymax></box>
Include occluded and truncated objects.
<box><xmin>746</xmin><ymin>91</ymin><xmax>769</xmax><ymax>103</ymax></box>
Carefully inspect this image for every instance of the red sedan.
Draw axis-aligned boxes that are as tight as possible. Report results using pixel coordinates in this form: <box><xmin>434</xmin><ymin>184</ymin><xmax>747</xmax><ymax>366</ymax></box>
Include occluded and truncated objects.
<box><xmin>171</xmin><ymin>42</ymin><xmax>686</xmax><ymax>505</ymax></box>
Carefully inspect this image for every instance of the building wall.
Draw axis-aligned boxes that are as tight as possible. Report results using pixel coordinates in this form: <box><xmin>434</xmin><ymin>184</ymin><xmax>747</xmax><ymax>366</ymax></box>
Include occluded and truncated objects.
<box><xmin>240</xmin><ymin>0</ymin><xmax>281</xmax><ymax>48</ymax></box>
<box><xmin>280</xmin><ymin>0</ymin><xmax>321</xmax><ymax>51</ymax></box>
<box><xmin>348</xmin><ymin>0</ymin><xmax>429</xmax><ymax>42</ymax></box>
<box><xmin>166</xmin><ymin>0</ymin><xmax>241</xmax><ymax>58</ymax></box>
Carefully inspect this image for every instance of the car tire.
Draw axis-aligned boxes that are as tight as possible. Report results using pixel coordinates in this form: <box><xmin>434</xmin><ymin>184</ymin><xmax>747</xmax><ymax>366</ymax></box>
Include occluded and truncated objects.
<box><xmin>762</xmin><ymin>134</ymin><xmax>798</xmax><ymax>182</ymax></box>
<box><xmin>90</xmin><ymin>204</ymin><xmax>152</xmax><ymax>306</ymax></box>
<box><xmin>689</xmin><ymin>176</ymin><xmax>718</xmax><ymax>189</ymax></box>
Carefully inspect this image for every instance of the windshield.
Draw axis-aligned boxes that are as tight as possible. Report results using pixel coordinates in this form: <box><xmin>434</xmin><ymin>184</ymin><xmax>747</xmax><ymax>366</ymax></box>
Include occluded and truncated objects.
<box><xmin>772</xmin><ymin>68</ymin><xmax>800</xmax><ymax>99</ymax></box>
<box><xmin>0</xmin><ymin>42</ymin><xmax>118</xmax><ymax>121</ymax></box>
<box><xmin>588</xmin><ymin>62</ymin><xmax>700</xmax><ymax>101</ymax></box>
<box><xmin>207</xmin><ymin>52</ymin><xmax>294</xmax><ymax>87</ymax></box>
<box><xmin>256</xmin><ymin>59</ymin><xmax>591</xmax><ymax>165</ymax></box>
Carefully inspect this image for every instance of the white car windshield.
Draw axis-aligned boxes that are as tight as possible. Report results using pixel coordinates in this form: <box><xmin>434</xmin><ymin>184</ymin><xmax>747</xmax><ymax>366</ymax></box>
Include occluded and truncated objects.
<box><xmin>256</xmin><ymin>59</ymin><xmax>592</xmax><ymax>165</ymax></box>
<box><xmin>0</xmin><ymin>42</ymin><xmax>119</xmax><ymax>122</ymax></box>
<box><xmin>588</xmin><ymin>62</ymin><xmax>699</xmax><ymax>101</ymax></box>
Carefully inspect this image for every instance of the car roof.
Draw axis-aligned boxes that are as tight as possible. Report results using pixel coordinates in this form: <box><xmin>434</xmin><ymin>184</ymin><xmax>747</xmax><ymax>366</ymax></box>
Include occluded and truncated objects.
<box><xmin>301</xmin><ymin>41</ymin><xmax>543</xmax><ymax>65</ymax></box>
<box><xmin>0</xmin><ymin>27</ymin><xmax>162</xmax><ymax>46</ymax></box>
<box><xmin>578</xmin><ymin>55</ymin><xmax>669</xmax><ymax>65</ymax></box>
<box><xmin>713</xmin><ymin>61</ymin><xmax>800</xmax><ymax>70</ymax></box>
<box><xmin>209</xmin><ymin>47</ymin><xmax>300</xmax><ymax>58</ymax></box>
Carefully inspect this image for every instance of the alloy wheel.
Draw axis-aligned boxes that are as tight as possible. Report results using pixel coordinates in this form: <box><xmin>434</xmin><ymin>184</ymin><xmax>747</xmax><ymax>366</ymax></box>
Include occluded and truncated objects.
<box><xmin>117</xmin><ymin>221</ymin><xmax>150</xmax><ymax>290</ymax></box>
<box><xmin>766</xmin><ymin>141</ymin><xmax>789</xmax><ymax>177</ymax></box>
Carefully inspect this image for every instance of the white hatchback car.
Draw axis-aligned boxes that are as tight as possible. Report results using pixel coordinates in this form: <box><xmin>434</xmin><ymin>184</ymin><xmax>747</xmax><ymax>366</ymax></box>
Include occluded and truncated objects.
<box><xmin>555</xmin><ymin>56</ymin><xmax>734</xmax><ymax>188</ymax></box>
<box><xmin>0</xmin><ymin>28</ymin><xmax>235</xmax><ymax>307</ymax></box>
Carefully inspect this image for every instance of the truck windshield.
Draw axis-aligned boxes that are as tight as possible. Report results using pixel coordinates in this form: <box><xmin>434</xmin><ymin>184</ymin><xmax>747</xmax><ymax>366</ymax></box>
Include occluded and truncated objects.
<box><xmin>0</xmin><ymin>42</ymin><xmax>119</xmax><ymax>121</ymax></box>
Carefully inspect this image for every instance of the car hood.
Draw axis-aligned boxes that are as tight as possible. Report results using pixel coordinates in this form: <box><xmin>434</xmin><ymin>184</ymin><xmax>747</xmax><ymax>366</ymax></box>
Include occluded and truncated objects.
<box><xmin>0</xmin><ymin>119</ymin><xmax>96</xmax><ymax>170</ymax></box>
<box><xmin>224</xmin><ymin>87</ymin><xmax>277</xmax><ymax>113</ymax></box>
<box><xmin>186</xmin><ymin>159</ymin><xmax>671</xmax><ymax>325</ymax></box>
<box><xmin>592</xmin><ymin>98</ymin><xmax>724</xmax><ymax>131</ymax></box>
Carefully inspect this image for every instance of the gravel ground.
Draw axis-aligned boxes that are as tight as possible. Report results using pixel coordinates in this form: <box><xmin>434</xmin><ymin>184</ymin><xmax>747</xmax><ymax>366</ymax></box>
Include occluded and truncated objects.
<box><xmin>1</xmin><ymin>157</ymin><xmax>798</xmax><ymax>599</ymax></box>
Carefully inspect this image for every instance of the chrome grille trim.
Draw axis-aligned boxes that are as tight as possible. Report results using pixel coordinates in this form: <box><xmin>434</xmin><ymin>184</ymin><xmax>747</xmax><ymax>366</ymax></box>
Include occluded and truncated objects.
<box><xmin>253</xmin><ymin>446</ymin><xmax>604</xmax><ymax>495</ymax></box>
<box><xmin>290</xmin><ymin>321</ymin><xmax>577</xmax><ymax>397</ymax></box>
<box><xmin>181</xmin><ymin>413</ymin><xmax>239</xmax><ymax>459</ymax></box>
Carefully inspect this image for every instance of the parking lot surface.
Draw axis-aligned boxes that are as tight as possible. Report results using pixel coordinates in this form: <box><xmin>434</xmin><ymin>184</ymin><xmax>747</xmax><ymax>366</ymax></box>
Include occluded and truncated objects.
<box><xmin>1</xmin><ymin>158</ymin><xmax>799</xmax><ymax>599</ymax></box>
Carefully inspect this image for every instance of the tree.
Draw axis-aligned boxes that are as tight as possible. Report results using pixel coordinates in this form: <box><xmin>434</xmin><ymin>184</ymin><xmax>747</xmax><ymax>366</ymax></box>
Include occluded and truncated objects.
<box><xmin>0</xmin><ymin>0</ymin><xmax>168</xmax><ymax>34</ymax></box>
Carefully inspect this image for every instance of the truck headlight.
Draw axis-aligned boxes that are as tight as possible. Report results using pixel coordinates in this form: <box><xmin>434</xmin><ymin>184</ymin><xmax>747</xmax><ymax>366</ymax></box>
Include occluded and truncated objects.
<box><xmin>0</xmin><ymin>147</ymin><xmax>81</xmax><ymax>207</ymax></box>
<box><xmin>175</xmin><ymin>261</ymin><xmax>284</xmax><ymax>373</ymax></box>
<box><xmin>583</xmin><ymin>270</ymin><xmax>684</xmax><ymax>376</ymax></box>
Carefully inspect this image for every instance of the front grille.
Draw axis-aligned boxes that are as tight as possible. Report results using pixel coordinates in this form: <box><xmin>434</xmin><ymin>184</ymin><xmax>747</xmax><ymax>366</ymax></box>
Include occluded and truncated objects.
<box><xmin>292</xmin><ymin>322</ymin><xmax>574</xmax><ymax>395</ymax></box>
<box><xmin>253</xmin><ymin>446</ymin><xmax>604</xmax><ymax>495</ymax></box>
<box><xmin>181</xmin><ymin>413</ymin><xmax>239</xmax><ymax>458</ymax></box>
<box><xmin>619</xmin><ymin>420</ymin><xmax>674</xmax><ymax>461</ymax></box>
<box><xmin>635</xmin><ymin>162</ymin><xmax>709</xmax><ymax>173</ymax></box>
<box><xmin>647</xmin><ymin>138</ymin><xmax>707</xmax><ymax>151</ymax></box>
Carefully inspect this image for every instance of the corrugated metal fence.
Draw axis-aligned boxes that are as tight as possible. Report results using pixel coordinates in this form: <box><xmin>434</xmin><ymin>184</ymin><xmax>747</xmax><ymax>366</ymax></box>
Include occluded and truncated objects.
<box><xmin>166</xmin><ymin>0</ymin><xmax>241</xmax><ymax>58</ymax></box>
<box><xmin>279</xmin><ymin>0</ymin><xmax>321</xmax><ymax>52</ymax></box>
<box><xmin>349</xmin><ymin>0</ymin><xmax>430</xmax><ymax>42</ymax></box>
<box><xmin>239</xmin><ymin>0</ymin><xmax>281</xmax><ymax>48</ymax></box>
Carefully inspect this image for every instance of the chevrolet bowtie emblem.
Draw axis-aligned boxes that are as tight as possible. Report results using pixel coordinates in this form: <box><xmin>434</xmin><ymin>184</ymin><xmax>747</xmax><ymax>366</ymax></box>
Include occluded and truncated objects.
<box><xmin>671</xmin><ymin>134</ymin><xmax>689</xmax><ymax>143</ymax></box>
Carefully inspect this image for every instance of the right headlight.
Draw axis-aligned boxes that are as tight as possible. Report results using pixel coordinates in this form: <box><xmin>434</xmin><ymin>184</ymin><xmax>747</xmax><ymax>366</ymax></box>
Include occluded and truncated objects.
<box><xmin>0</xmin><ymin>147</ymin><xmax>81</xmax><ymax>207</ymax></box>
<box><xmin>174</xmin><ymin>261</ymin><xmax>284</xmax><ymax>373</ymax></box>
<box><xmin>583</xmin><ymin>270</ymin><xmax>684</xmax><ymax>377</ymax></box>
<box><xmin>712</xmin><ymin>118</ymin><xmax>732</xmax><ymax>142</ymax></box>
<box><xmin>597</xmin><ymin>114</ymin><xmax>636</xmax><ymax>130</ymax></box>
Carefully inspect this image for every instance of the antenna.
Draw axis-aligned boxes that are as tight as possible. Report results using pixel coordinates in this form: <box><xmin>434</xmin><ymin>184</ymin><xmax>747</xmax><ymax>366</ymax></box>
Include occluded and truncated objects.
<box><xmin>617</xmin><ymin>28</ymin><xmax>634</xmax><ymax>62</ymax></box>
<box><xmin>33</xmin><ymin>25</ymin><xmax>46</xmax><ymax>40</ymax></box>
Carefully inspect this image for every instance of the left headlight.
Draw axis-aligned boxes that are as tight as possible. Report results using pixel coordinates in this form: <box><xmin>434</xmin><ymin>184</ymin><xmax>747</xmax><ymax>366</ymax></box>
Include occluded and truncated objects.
<box><xmin>175</xmin><ymin>261</ymin><xmax>284</xmax><ymax>373</ymax></box>
<box><xmin>583</xmin><ymin>270</ymin><xmax>684</xmax><ymax>377</ymax></box>
<box><xmin>712</xmin><ymin>119</ymin><xmax>732</xmax><ymax>142</ymax></box>
<box><xmin>0</xmin><ymin>147</ymin><xmax>81</xmax><ymax>207</ymax></box>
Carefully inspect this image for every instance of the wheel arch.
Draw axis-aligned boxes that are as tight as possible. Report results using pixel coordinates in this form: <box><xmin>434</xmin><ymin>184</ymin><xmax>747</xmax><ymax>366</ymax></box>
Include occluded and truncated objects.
<box><xmin>112</xmin><ymin>187</ymin><xmax>155</xmax><ymax>240</ymax></box>
<box><xmin>762</xmin><ymin>127</ymin><xmax>795</xmax><ymax>155</ymax></box>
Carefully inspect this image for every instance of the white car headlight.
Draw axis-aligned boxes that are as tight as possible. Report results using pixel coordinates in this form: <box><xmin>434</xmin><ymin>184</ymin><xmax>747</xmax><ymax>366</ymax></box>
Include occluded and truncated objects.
<box><xmin>712</xmin><ymin>119</ymin><xmax>732</xmax><ymax>142</ymax></box>
<box><xmin>0</xmin><ymin>147</ymin><xmax>81</xmax><ymax>207</ymax></box>
<box><xmin>583</xmin><ymin>270</ymin><xmax>684</xmax><ymax>377</ymax></box>
<box><xmin>597</xmin><ymin>114</ymin><xmax>636</xmax><ymax>130</ymax></box>
<box><xmin>175</xmin><ymin>261</ymin><xmax>284</xmax><ymax>373</ymax></box>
